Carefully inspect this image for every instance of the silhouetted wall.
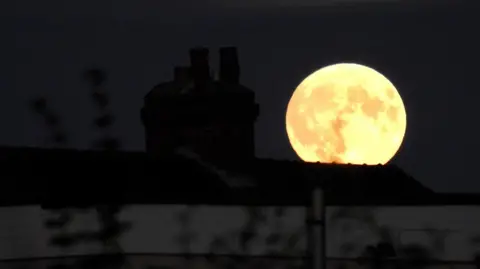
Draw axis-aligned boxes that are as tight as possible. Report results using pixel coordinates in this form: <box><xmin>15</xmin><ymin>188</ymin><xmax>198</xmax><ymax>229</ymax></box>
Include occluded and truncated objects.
<box><xmin>1</xmin><ymin>205</ymin><xmax>480</xmax><ymax>261</ymax></box>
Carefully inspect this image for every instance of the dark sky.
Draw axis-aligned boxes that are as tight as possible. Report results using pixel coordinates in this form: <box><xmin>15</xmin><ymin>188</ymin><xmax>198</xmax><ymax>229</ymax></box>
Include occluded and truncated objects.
<box><xmin>1</xmin><ymin>1</ymin><xmax>479</xmax><ymax>193</ymax></box>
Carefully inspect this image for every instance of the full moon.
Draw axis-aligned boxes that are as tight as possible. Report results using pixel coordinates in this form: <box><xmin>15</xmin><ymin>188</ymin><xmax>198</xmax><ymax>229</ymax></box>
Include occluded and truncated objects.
<box><xmin>286</xmin><ymin>63</ymin><xmax>407</xmax><ymax>165</ymax></box>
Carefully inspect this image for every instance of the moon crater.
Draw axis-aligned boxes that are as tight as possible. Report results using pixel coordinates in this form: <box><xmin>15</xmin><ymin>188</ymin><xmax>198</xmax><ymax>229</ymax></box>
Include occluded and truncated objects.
<box><xmin>286</xmin><ymin>63</ymin><xmax>407</xmax><ymax>165</ymax></box>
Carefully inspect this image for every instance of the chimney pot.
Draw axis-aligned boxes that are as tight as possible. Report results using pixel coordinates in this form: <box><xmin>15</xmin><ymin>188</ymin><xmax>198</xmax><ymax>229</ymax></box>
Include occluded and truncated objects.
<box><xmin>219</xmin><ymin>47</ymin><xmax>240</xmax><ymax>84</ymax></box>
<box><xmin>189</xmin><ymin>47</ymin><xmax>210</xmax><ymax>90</ymax></box>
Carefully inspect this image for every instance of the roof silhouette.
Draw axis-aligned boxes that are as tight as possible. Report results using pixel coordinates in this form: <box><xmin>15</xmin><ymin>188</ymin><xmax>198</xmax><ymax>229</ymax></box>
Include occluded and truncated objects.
<box><xmin>0</xmin><ymin>146</ymin><xmax>476</xmax><ymax>207</ymax></box>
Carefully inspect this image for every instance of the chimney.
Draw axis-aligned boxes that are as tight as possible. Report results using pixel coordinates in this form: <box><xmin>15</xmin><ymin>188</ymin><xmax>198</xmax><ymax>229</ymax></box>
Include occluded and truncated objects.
<box><xmin>189</xmin><ymin>47</ymin><xmax>210</xmax><ymax>90</ymax></box>
<box><xmin>174</xmin><ymin>66</ymin><xmax>191</xmax><ymax>84</ymax></box>
<box><xmin>219</xmin><ymin>47</ymin><xmax>240</xmax><ymax>84</ymax></box>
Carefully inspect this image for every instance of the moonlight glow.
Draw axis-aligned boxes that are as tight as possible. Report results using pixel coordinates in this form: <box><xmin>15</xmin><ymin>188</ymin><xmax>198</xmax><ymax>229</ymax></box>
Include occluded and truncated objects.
<box><xmin>286</xmin><ymin>63</ymin><xmax>407</xmax><ymax>165</ymax></box>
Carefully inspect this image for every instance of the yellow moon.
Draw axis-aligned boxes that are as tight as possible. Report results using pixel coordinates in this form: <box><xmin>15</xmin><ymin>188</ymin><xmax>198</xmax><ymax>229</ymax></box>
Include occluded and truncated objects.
<box><xmin>286</xmin><ymin>63</ymin><xmax>407</xmax><ymax>165</ymax></box>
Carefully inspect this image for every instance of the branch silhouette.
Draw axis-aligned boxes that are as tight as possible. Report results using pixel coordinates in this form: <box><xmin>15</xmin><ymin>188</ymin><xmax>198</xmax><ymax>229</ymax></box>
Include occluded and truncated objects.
<box><xmin>29</xmin><ymin>97</ymin><xmax>68</xmax><ymax>146</ymax></box>
<box><xmin>199</xmin><ymin>206</ymin><xmax>306</xmax><ymax>269</ymax></box>
<box><xmin>29</xmin><ymin>67</ymin><xmax>129</xmax><ymax>269</ymax></box>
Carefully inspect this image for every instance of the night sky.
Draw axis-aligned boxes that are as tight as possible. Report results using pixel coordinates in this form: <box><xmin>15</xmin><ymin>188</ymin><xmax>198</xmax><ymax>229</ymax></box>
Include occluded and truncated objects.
<box><xmin>1</xmin><ymin>1</ymin><xmax>479</xmax><ymax>192</ymax></box>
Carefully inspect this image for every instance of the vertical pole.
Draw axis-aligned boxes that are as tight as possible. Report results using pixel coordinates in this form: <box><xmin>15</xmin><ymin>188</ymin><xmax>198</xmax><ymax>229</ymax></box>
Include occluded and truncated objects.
<box><xmin>312</xmin><ymin>186</ymin><xmax>326</xmax><ymax>269</ymax></box>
